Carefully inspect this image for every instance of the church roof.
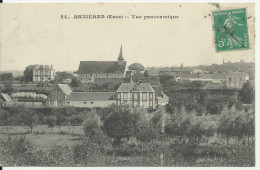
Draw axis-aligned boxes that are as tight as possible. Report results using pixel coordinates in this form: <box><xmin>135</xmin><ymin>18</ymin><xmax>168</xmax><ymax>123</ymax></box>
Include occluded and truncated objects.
<box><xmin>75</xmin><ymin>61</ymin><xmax>126</xmax><ymax>74</ymax></box>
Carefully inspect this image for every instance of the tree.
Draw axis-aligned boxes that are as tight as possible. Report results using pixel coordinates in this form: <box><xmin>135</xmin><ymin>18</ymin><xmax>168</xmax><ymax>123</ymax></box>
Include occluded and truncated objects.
<box><xmin>24</xmin><ymin>65</ymin><xmax>37</xmax><ymax>83</ymax></box>
<box><xmin>240</xmin><ymin>81</ymin><xmax>254</xmax><ymax>104</ymax></box>
<box><xmin>0</xmin><ymin>73</ymin><xmax>13</xmax><ymax>81</ymax></box>
<box><xmin>103</xmin><ymin>105</ymin><xmax>134</xmax><ymax>146</ymax></box>
<box><xmin>131</xmin><ymin>107</ymin><xmax>157</xmax><ymax>142</ymax></box>
<box><xmin>54</xmin><ymin>110</ymin><xmax>65</xmax><ymax>131</ymax></box>
<box><xmin>128</xmin><ymin>63</ymin><xmax>145</xmax><ymax>71</ymax></box>
<box><xmin>20</xmin><ymin>108</ymin><xmax>38</xmax><ymax>134</ymax></box>
<box><xmin>2</xmin><ymin>80</ymin><xmax>15</xmax><ymax>95</ymax></box>
<box><xmin>55</xmin><ymin>71</ymin><xmax>73</xmax><ymax>82</ymax></box>
<box><xmin>83</xmin><ymin>110</ymin><xmax>102</xmax><ymax>138</ymax></box>
<box><xmin>70</xmin><ymin>77</ymin><xmax>82</xmax><ymax>87</ymax></box>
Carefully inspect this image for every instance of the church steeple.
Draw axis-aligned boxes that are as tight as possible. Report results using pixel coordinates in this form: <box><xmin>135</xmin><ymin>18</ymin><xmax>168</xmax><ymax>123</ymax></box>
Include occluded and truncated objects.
<box><xmin>118</xmin><ymin>45</ymin><xmax>124</xmax><ymax>65</ymax></box>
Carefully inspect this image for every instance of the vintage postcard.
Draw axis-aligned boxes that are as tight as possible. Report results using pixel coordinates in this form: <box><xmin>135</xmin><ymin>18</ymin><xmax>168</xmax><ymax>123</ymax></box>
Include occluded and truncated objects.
<box><xmin>0</xmin><ymin>2</ymin><xmax>257</xmax><ymax>168</ymax></box>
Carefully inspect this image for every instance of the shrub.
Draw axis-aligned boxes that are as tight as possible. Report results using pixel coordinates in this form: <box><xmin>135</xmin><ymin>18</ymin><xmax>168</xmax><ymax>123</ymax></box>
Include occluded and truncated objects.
<box><xmin>45</xmin><ymin>116</ymin><xmax>55</xmax><ymax>128</ymax></box>
<box><xmin>82</xmin><ymin>110</ymin><xmax>102</xmax><ymax>138</ymax></box>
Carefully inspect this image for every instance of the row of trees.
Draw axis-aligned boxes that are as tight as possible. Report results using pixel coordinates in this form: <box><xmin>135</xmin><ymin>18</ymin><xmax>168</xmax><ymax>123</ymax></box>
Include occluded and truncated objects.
<box><xmin>82</xmin><ymin>104</ymin><xmax>255</xmax><ymax>146</ymax></box>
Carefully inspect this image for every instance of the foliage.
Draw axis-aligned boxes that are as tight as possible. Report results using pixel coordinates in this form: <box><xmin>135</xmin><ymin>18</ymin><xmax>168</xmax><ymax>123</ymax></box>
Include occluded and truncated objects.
<box><xmin>82</xmin><ymin>110</ymin><xmax>102</xmax><ymax>138</ymax></box>
<box><xmin>55</xmin><ymin>71</ymin><xmax>73</xmax><ymax>82</ymax></box>
<box><xmin>70</xmin><ymin>77</ymin><xmax>82</xmax><ymax>87</ymax></box>
<box><xmin>20</xmin><ymin>108</ymin><xmax>38</xmax><ymax>133</ymax></box>
<box><xmin>103</xmin><ymin>105</ymin><xmax>134</xmax><ymax>146</ymax></box>
<box><xmin>132</xmin><ymin>107</ymin><xmax>157</xmax><ymax>142</ymax></box>
<box><xmin>217</xmin><ymin>106</ymin><xmax>255</xmax><ymax>145</ymax></box>
<box><xmin>23</xmin><ymin>65</ymin><xmax>37</xmax><ymax>83</ymax></box>
<box><xmin>128</xmin><ymin>63</ymin><xmax>145</xmax><ymax>71</ymax></box>
<box><xmin>2</xmin><ymin>80</ymin><xmax>16</xmax><ymax>95</ymax></box>
<box><xmin>240</xmin><ymin>81</ymin><xmax>254</xmax><ymax>104</ymax></box>
<box><xmin>45</xmin><ymin>116</ymin><xmax>55</xmax><ymax>128</ymax></box>
<box><xmin>0</xmin><ymin>72</ymin><xmax>13</xmax><ymax>81</ymax></box>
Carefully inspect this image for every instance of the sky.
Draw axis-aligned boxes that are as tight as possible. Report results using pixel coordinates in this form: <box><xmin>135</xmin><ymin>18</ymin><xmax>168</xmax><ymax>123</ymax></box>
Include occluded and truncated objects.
<box><xmin>0</xmin><ymin>3</ymin><xmax>255</xmax><ymax>71</ymax></box>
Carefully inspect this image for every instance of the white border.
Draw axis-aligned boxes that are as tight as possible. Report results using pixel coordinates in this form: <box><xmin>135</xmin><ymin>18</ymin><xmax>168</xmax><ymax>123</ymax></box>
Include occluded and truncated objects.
<box><xmin>1</xmin><ymin>0</ymin><xmax>259</xmax><ymax>170</ymax></box>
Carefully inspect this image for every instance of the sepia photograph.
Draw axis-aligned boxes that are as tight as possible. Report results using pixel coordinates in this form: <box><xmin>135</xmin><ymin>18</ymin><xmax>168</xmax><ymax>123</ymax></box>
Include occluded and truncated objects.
<box><xmin>0</xmin><ymin>2</ymin><xmax>257</xmax><ymax>167</ymax></box>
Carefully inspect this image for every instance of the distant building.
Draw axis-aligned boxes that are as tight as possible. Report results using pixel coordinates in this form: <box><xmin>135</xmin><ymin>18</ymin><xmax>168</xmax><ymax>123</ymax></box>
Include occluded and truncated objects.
<box><xmin>75</xmin><ymin>46</ymin><xmax>127</xmax><ymax>83</ymax></box>
<box><xmin>116</xmin><ymin>83</ymin><xmax>156</xmax><ymax>110</ymax></box>
<box><xmin>181</xmin><ymin>73</ymin><xmax>226</xmax><ymax>83</ymax></box>
<box><xmin>226</xmin><ymin>72</ymin><xmax>249</xmax><ymax>88</ymax></box>
<box><xmin>33</xmin><ymin>65</ymin><xmax>55</xmax><ymax>82</ymax></box>
<box><xmin>66</xmin><ymin>92</ymin><xmax>116</xmax><ymax>108</ymax></box>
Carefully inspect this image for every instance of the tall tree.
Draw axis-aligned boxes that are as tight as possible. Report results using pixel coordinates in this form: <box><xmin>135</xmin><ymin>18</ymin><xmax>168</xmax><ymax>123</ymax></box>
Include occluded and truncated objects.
<box><xmin>103</xmin><ymin>105</ymin><xmax>134</xmax><ymax>146</ymax></box>
<box><xmin>23</xmin><ymin>65</ymin><xmax>37</xmax><ymax>83</ymax></box>
<box><xmin>240</xmin><ymin>81</ymin><xmax>255</xmax><ymax>104</ymax></box>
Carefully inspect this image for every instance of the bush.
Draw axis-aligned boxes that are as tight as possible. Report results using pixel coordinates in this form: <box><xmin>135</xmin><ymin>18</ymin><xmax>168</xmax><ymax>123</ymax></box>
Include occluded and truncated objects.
<box><xmin>82</xmin><ymin>110</ymin><xmax>102</xmax><ymax>138</ymax></box>
<box><xmin>45</xmin><ymin>116</ymin><xmax>55</xmax><ymax>128</ymax></box>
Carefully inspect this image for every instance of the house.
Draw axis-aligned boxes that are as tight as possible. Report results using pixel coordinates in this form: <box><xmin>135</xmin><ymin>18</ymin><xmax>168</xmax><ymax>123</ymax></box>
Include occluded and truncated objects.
<box><xmin>226</xmin><ymin>72</ymin><xmax>249</xmax><ymax>88</ymax></box>
<box><xmin>115</xmin><ymin>83</ymin><xmax>156</xmax><ymax>110</ymax></box>
<box><xmin>33</xmin><ymin>65</ymin><xmax>55</xmax><ymax>82</ymax></box>
<box><xmin>0</xmin><ymin>93</ymin><xmax>13</xmax><ymax>107</ymax></box>
<box><xmin>65</xmin><ymin>92</ymin><xmax>116</xmax><ymax>108</ymax></box>
<box><xmin>45</xmin><ymin>84</ymin><xmax>73</xmax><ymax>107</ymax></box>
<box><xmin>74</xmin><ymin>46</ymin><xmax>127</xmax><ymax>83</ymax></box>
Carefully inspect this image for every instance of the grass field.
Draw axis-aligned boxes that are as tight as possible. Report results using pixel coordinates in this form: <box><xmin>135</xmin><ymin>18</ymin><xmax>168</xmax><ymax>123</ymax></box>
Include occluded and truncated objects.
<box><xmin>0</xmin><ymin>125</ymin><xmax>84</xmax><ymax>147</ymax></box>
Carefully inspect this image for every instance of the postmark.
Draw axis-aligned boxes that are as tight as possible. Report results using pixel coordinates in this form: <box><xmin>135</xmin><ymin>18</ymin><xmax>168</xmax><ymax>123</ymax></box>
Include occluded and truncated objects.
<box><xmin>213</xmin><ymin>8</ymin><xmax>250</xmax><ymax>52</ymax></box>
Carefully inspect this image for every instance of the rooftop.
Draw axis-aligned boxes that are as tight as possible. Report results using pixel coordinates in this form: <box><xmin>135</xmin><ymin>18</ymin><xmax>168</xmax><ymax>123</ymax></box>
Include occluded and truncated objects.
<box><xmin>58</xmin><ymin>84</ymin><xmax>73</xmax><ymax>95</ymax></box>
<box><xmin>116</xmin><ymin>83</ymin><xmax>155</xmax><ymax>93</ymax></box>
<box><xmin>67</xmin><ymin>92</ymin><xmax>115</xmax><ymax>101</ymax></box>
<box><xmin>75</xmin><ymin>61</ymin><xmax>126</xmax><ymax>74</ymax></box>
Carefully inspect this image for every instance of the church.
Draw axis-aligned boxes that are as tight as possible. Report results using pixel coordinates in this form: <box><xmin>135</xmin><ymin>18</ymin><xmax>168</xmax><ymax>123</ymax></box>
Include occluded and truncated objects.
<box><xmin>74</xmin><ymin>46</ymin><xmax>127</xmax><ymax>83</ymax></box>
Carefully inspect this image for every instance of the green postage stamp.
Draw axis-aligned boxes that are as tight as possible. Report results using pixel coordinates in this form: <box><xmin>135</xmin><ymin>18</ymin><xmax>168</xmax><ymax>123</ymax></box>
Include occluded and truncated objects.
<box><xmin>213</xmin><ymin>8</ymin><xmax>250</xmax><ymax>52</ymax></box>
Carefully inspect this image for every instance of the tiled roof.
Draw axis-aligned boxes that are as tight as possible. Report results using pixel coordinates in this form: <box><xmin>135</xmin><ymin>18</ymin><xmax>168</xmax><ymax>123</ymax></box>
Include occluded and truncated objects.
<box><xmin>93</xmin><ymin>77</ymin><xmax>125</xmax><ymax>85</ymax></box>
<box><xmin>33</xmin><ymin>65</ymin><xmax>52</xmax><ymax>70</ymax></box>
<box><xmin>75</xmin><ymin>61</ymin><xmax>126</xmax><ymax>74</ymax></box>
<box><xmin>1</xmin><ymin>93</ymin><xmax>13</xmax><ymax>102</ymax></box>
<box><xmin>58</xmin><ymin>84</ymin><xmax>73</xmax><ymax>95</ymax></box>
<box><xmin>137</xmin><ymin>77</ymin><xmax>161</xmax><ymax>85</ymax></box>
<box><xmin>116</xmin><ymin>83</ymin><xmax>155</xmax><ymax>93</ymax></box>
<box><xmin>67</xmin><ymin>92</ymin><xmax>115</xmax><ymax>101</ymax></box>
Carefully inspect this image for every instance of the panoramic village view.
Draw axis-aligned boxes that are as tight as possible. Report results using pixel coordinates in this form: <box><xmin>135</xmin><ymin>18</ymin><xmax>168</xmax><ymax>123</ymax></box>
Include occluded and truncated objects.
<box><xmin>0</xmin><ymin>46</ymin><xmax>255</xmax><ymax>166</ymax></box>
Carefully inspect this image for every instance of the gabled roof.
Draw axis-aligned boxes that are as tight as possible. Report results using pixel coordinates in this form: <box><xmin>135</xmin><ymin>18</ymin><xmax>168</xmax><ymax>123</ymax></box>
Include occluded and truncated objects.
<box><xmin>116</xmin><ymin>83</ymin><xmax>155</xmax><ymax>93</ymax></box>
<box><xmin>67</xmin><ymin>92</ymin><xmax>115</xmax><ymax>101</ymax></box>
<box><xmin>75</xmin><ymin>61</ymin><xmax>126</xmax><ymax>74</ymax></box>
<box><xmin>58</xmin><ymin>84</ymin><xmax>73</xmax><ymax>95</ymax></box>
<box><xmin>0</xmin><ymin>93</ymin><xmax>13</xmax><ymax>102</ymax></box>
<box><xmin>33</xmin><ymin>65</ymin><xmax>52</xmax><ymax>70</ymax></box>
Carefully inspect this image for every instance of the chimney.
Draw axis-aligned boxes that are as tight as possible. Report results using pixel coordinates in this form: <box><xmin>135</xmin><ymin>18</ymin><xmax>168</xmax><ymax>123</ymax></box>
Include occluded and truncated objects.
<box><xmin>51</xmin><ymin>64</ymin><xmax>53</xmax><ymax>69</ymax></box>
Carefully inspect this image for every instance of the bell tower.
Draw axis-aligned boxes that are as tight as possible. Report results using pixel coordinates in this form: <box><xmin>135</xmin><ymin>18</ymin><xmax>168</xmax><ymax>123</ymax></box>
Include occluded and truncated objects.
<box><xmin>118</xmin><ymin>45</ymin><xmax>124</xmax><ymax>65</ymax></box>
